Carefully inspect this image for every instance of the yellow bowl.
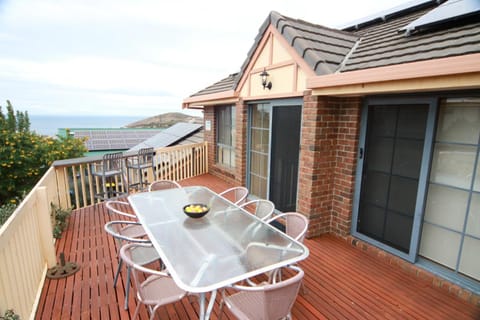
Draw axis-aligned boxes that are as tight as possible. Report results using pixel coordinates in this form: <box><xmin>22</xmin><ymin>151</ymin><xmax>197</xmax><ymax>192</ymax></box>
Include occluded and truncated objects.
<box><xmin>183</xmin><ymin>203</ymin><xmax>209</xmax><ymax>218</ymax></box>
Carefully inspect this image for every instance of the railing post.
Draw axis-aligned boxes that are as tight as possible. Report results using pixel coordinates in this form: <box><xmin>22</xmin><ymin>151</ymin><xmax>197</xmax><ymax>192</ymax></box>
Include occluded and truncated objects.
<box><xmin>36</xmin><ymin>186</ymin><xmax>57</xmax><ymax>268</ymax></box>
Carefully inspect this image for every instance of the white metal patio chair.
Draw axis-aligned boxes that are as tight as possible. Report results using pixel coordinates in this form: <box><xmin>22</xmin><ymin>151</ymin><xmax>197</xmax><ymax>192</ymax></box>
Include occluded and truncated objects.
<box><xmin>92</xmin><ymin>151</ymin><xmax>127</xmax><ymax>201</ymax></box>
<box><xmin>239</xmin><ymin>199</ymin><xmax>275</xmax><ymax>221</ymax></box>
<box><xmin>120</xmin><ymin>243</ymin><xmax>187</xmax><ymax>320</ymax></box>
<box><xmin>104</xmin><ymin>220</ymin><xmax>159</xmax><ymax>310</ymax></box>
<box><xmin>266</xmin><ymin>212</ymin><xmax>309</xmax><ymax>292</ymax></box>
<box><xmin>218</xmin><ymin>186</ymin><xmax>249</xmax><ymax>205</ymax></box>
<box><xmin>148</xmin><ymin>179</ymin><xmax>181</xmax><ymax>191</ymax></box>
<box><xmin>267</xmin><ymin>212</ymin><xmax>309</xmax><ymax>243</ymax></box>
<box><xmin>105</xmin><ymin>200</ymin><xmax>138</xmax><ymax>220</ymax></box>
<box><xmin>127</xmin><ymin>147</ymin><xmax>155</xmax><ymax>192</ymax></box>
<box><xmin>218</xmin><ymin>265</ymin><xmax>304</xmax><ymax>320</ymax></box>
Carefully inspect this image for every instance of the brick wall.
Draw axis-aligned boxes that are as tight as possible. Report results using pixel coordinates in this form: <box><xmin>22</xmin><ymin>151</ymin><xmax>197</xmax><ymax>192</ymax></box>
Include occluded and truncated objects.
<box><xmin>330</xmin><ymin>97</ymin><xmax>361</xmax><ymax>236</ymax></box>
<box><xmin>207</xmin><ymin>94</ymin><xmax>361</xmax><ymax>238</ymax></box>
<box><xmin>297</xmin><ymin>92</ymin><xmax>361</xmax><ymax>237</ymax></box>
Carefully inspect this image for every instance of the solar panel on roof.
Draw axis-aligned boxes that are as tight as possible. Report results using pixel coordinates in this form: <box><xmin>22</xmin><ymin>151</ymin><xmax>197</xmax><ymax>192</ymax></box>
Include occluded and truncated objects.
<box><xmin>341</xmin><ymin>0</ymin><xmax>432</xmax><ymax>30</ymax></box>
<box><xmin>128</xmin><ymin>122</ymin><xmax>203</xmax><ymax>152</ymax></box>
<box><xmin>72</xmin><ymin>128</ymin><xmax>163</xmax><ymax>151</ymax></box>
<box><xmin>400</xmin><ymin>0</ymin><xmax>480</xmax><ymax>35</ymax></box>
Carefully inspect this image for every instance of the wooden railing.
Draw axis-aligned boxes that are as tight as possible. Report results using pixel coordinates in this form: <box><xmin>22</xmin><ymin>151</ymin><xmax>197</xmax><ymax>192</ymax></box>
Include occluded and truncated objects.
<box><xmin>0</xmin><ymin>142</ymin><xmax>208</xmax><ymax>319</ymax></box>
<box><xmin>53</xmin><ymin>142</ymin><xmax>208</xmax><ymax>209</ymax></box>
<box><xmin>0</xmin><ymin>167</ymin><xmax>58</xmax><ymax>319</ymax></box>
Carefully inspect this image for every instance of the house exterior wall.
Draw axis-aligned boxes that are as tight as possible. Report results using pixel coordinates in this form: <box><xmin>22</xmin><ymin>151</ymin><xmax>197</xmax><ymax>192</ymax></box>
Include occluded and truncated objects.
<box><xmin>205</xmin><ymin>91</ymin><xmax>362</xmax><ymax>239</ymax></box>
<box><xmin>203</xmin><ymin>99</ymin><xmax>248</xmax><ymax>187</ymax></box>
<box><xmin>298</xmin><ymin>92</ymin><xmax>361</xmax><ymax>238</ymax></box>
<box><xmin>239</xmin><ymin>28</ymin><xmax>310</xmax><ymax>98</ymax></box>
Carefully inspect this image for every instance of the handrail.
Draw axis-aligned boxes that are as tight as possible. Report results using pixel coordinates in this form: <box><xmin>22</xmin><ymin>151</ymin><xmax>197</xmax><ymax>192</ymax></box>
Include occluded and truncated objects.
<box><xmin>52</xmin><ymin>142</ymin><xmax>208</xmax><ymax>209</ymax></box>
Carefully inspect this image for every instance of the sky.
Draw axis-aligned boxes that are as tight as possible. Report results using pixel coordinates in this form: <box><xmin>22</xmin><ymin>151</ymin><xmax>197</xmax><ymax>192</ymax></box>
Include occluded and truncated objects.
<box><xmin>0</xmin><ymin>0</ymin><xmax>411</xmax><ymax>117</ymax></box>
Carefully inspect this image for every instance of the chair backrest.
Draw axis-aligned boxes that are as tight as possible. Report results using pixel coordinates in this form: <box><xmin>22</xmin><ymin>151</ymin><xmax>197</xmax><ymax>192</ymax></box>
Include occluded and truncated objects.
<box><xmin>218</xmin><ymin>186</ymin><xmax>248</xmax><ymax>205</ymax></box>
<box><xmin>103</xmin><ymin>151</ymin><xmax>124</xmax><ymax>172</ymax></box>
<box><xmin>137</xmin><ymin>147</ymin><xmax>154</xmax><ymax>166</ymax></box>
<box><xmin>231</xmin><ymin>265</ymin><xmax>304</xmax><ymax>319</ymax></box>
<box><xmin>262</xmin><ymin>265</ymin><xmax>304</xmax><ymax>319</ymax></box>
<box><xmin>148</xmin><ymin>180</ymin><xmax>181</xmax><ymax>191</ymax></box>
<box><xmin>120</xmin><ymin>243</ymin><xmax>171</xmax><ymax>301</ymax></box>
<box><xmin>240</xmin><ymin>199</ymin><xmax>275</xmax><ymax>221</ymax></box>
<box><xmin>105</xmin><ymin>200</ymin><xmax>136</xmax><ymax>219</ymax></box>
<box><xmin>267</xmin><ymin>212</ymin><xmax>309</xmax><ymax>243</ymax></box>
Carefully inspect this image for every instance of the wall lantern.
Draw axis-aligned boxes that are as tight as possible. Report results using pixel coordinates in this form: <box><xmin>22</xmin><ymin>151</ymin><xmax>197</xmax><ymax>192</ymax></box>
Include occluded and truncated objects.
<box><xmin>260</xmin><ymin>68</ymin><xmax>272</xmax><ymax>90</ymax></box>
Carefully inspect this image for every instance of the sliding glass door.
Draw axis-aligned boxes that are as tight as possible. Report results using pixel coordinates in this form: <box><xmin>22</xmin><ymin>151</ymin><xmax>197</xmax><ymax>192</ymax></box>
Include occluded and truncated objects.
<box><xmin>352</xmin><ymin>98</ymin><xmax>436</xmax><ymax>262</ymax></box>
<box><xmin>247</xmin><ymin>100</ymin><xmax>302</xmax><ymax>212</ymax></box>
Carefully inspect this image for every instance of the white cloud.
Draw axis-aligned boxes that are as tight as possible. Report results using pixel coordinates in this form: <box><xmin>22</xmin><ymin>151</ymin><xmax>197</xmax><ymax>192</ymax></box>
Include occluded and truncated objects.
<box><xmin>0</xmin><ymin>0</ymin><xmax>409</xmax><ymax>116</ymax></box>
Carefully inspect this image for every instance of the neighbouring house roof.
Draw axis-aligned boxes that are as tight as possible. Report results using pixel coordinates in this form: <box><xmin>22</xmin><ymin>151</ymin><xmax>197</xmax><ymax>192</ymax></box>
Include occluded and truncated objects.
<box><xmin>62</xmin><ymin>128</ymin><xmax>163</xmax><ymax>152</ymax></box>
<box><xmin>186</xmin><ymin>0</ymin><xmax>480</xmax><ymax>101</ymax></box>
<box><xmin>128</xmin><ymin>122</ymin><xmax>203</xmax><ymax>152</ymax></box>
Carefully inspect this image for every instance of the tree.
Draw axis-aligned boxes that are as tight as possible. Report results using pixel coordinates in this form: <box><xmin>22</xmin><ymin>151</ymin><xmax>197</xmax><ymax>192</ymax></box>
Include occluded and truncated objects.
<box><xmin>0</xmin><ymin>100</ymin><xmax>87</xmax><ymax>205</ymax></box>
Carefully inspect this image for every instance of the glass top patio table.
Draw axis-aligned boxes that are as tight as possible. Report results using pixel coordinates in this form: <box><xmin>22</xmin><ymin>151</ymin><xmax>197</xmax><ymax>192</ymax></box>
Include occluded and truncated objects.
<box><xmin>127</xmin><ymin>186</ymin><xmax>309</xmax><ymax>294</ymax></box>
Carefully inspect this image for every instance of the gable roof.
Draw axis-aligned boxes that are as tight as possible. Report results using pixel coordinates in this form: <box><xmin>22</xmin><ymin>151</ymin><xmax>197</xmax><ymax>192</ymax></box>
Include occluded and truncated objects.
<box><xmin>186</xmin><ymin>0</ymin><xmax>480</xmax><ymax>101</ymax></box>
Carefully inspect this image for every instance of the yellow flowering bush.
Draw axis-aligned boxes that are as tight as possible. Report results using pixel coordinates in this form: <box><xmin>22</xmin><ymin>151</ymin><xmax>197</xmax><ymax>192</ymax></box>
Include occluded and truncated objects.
<box><xmin>0</xmin><ymin>100</ymin><xmax>87</xmax><ymax>206</ymax></box>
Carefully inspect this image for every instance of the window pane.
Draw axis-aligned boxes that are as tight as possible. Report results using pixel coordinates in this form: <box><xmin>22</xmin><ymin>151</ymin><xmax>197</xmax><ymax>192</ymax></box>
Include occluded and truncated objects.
<box><xmin>392</xmin><ymin>138</ymin><xmax>424</xmax><ymax>179</ymax></box>
<box><xmin>384</xmin><ymin>210</ymin><xmax>413</xmax><ymax>252</ymax></box>
<box><xmin>366</xmin><ymin>137</ymin><xmax>393</xmax><ymax>173</ymax></box>
<box><xmin>424</xmin><ymin>184</ymin><xmax>468</xmax><ymax>232</ymax></box>
<box><xmin>419</xmin><ymin>224</ymin><xmax>461</xmax><ymax>270</ymax></box>
<box><xmin>466</xmin><ymin>193</ymin><xmax>480</xmax><ymax>237</ymax></box>
<box><xmin>251</xmin><ymin>104</ymin><xmax>261</xmax><ymax>127</ymax></box>
<box><xmin>430</xmin><ymin>144</ymin><xmax>476</xmax><ymax>189</ymax></box>
<box><xmin>459</xmin><ymin>236</ymin><xmax>480</xmax><ymax>280</ymax></box>
<box><xmin>362</xmin><ymin>171</ymin><xmax>389</xmax><ymax>208</ymax></box>
<box><xmin>370</xmin><ymin>106</ymin><xmax>396</xmax><ymax>137</ymax></box>
<box><xmin>475</xmin><ymin>160</ymin><xmax>480</xmax><ymax>192</ymax></box>
<box><xmin>216</xmin><ymin>106</ymin><xmax>235</xmax><ymax>168</ymax></box>
<box><xmin>397</xmin><ymin>105</ymin><xmax>428</xmax><ymax>139</ymax></box>
<box><xmin>388</xmin><ymin>176</ymin><xmax>417</xmax><ymax>216</ymax></box>
<box><xmin>436</xmin><ymin>101</ymin><xmax>480</xmax><ymax>144</ymax></box>
<box><xmin>251</xmin><ymin>129</ymin><xmax>263</xmax><ymax>152</ymax></box>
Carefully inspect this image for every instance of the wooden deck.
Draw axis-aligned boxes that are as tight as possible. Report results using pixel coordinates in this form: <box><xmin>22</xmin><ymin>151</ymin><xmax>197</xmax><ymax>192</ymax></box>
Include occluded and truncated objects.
<box><xmin>36</xmin><ymin>174</ymin><xmax>480</xmax><ymax>319</ymax></box>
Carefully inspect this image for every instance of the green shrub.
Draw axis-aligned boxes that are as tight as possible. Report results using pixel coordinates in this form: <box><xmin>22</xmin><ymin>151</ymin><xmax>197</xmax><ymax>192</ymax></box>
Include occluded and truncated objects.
<box><xmin>0</xmin><ymin>200</ymin><xmax>18</xmax><ymax>226</ymax></box>
<box><xmin>0</xmin><ymin>309</ymin><xmax>20</xmax><ymax>320</ymax></box>
<box><xmin>50</xmin><ymin>203</ymin><xmax>72</xmax><ymax>239</ymax></box>
<box><xmin>0</xmin><ymin>100</ymin><xmax>87</xmax><ymax>209</ymax></box>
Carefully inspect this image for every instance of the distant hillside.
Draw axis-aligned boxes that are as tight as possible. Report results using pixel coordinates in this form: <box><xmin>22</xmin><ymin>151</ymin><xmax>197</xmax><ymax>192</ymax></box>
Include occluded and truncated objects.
<box><xmin>126</xmin><ymin>112</ymin><xmax>203</xmax><ymax>129</ymax></box>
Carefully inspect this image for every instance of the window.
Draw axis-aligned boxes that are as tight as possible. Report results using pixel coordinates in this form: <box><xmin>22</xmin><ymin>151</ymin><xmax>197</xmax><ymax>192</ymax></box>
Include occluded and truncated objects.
<box><xmin>216</xmin><ymin>106</ymin><xmax>235</xmax><ymax>168</ymax></box>
<box><xmin>420</xmin><ymin>98</ymin><xmax>480</xmax><ymax>281</ymax></box>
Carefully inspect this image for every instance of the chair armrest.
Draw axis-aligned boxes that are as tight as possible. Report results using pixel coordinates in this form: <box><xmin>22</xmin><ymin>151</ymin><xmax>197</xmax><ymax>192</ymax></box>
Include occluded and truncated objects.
<box><xmin>106</xmin><ymin>200</ymin><xmax>137</xmax><ymax>219</ymax></box>
<box><xmin>104</xmin><ymin>221</ymin><xmax>150</xmax><ymax>243</ymax></box>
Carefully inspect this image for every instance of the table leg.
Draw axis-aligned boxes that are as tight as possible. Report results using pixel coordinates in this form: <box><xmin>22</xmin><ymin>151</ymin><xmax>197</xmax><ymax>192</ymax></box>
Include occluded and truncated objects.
<box><xmin>205</xmin><ymin>290</ymin><xmax>217</xmax><ymax>319</ymax></box>
<box><xmin>198</xmin><ymin>290</ymin><xmax>217</xmax><ymax>320</ymax></box>
<box><xmin>199</xmin><ymin>292</ymin><xmax>206</xmax><ymax>320</ymax></box>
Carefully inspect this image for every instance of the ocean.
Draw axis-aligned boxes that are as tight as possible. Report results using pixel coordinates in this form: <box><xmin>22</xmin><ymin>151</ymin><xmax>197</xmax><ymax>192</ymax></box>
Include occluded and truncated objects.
<box><xmin>29</xmin><ymin>115</ymin><xmax>145</xmax><ymax>136</ymax></box>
